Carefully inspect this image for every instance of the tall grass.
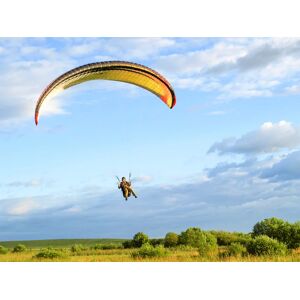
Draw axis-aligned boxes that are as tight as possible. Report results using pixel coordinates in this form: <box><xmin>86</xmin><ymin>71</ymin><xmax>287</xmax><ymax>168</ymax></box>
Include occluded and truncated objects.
<box><xmin>0</xmin><ymin>246</ymin><xmax>299</xmax><ymax>262</ymax></box>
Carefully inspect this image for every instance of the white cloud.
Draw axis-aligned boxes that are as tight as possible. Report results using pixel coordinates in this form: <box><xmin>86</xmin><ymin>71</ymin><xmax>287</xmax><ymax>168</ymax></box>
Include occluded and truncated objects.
<box><xmin>285</xmin><ymin>84</ymin><xmax>300</xmax><ymax>94</ymax></box>
<box><xmin>261</xmin><ymin>150</ymin><xmax>300</xmax><ymax>181</ymax></box>
<box><xmin>208</xmin><ymin>121</ymin><xmax>300</xmax><ymax>155</ymax></box>
<box><xmin>156</xmin><ymin>38</ymin><xmax>300</xmax><ymax>99</ymax></box>
<box><xmin>7</xmin><ymin>199</ymin><xmax>38</xmax><ymax>216</ymax></box>
<box><xmin>0</xmin><ymin>45</ymin><xmax>74</xmax><ymax>128</ymax></box>
<box><xmin>132</xmin><ymin>175</ymin><xmax>153</xmax><ymax>184</ymax></box>
<box><xmin>101</xmin><ymin>38</ymin><xmax>176</xmax><ymax>60</ymax></box>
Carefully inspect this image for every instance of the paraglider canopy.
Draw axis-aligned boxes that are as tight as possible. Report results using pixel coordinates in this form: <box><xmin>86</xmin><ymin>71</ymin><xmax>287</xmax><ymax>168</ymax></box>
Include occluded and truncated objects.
<box><xmin>35</xmin><ymin>61</ymin><xmax>176</xmax><ymax>125</ymax></box>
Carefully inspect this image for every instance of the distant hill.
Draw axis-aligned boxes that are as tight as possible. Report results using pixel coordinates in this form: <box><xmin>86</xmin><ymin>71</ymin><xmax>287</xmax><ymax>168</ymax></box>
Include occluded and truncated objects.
<box><xmin>0</xmin><ymin>238</ymin><xmax>127</xmax><ymax>249</ymax></box>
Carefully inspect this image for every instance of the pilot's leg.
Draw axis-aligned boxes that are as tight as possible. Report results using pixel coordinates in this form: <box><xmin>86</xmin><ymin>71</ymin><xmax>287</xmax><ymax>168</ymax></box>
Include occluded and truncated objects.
<box><xmin>123</xmin><ymin>189</ymin><xmax>128</xmax><ymax>201</ymax></box>
<box><xmin>128</xmin><ymin>187</ymin><xmax>137</xmax><ymax>198</ymax></box>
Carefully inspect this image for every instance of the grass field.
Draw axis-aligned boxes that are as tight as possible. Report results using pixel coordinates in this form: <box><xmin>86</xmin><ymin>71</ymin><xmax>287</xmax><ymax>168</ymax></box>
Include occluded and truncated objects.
<box><xmin>0</xmin><ymin>239</ymin><xmax>299</xmax><ymax>262</ymax></box>
<box><xmin>0</xmin><ymin>238</ymin><xmax>126</xmax><ymax>249</ymax></box>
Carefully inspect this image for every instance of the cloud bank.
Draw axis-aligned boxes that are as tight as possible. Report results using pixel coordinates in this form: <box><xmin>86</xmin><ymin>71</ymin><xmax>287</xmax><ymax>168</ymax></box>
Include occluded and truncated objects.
<box><xmin>208</xmin><ymin>121</ymin><xmax>300</xmax><ymax>155</ymax></box>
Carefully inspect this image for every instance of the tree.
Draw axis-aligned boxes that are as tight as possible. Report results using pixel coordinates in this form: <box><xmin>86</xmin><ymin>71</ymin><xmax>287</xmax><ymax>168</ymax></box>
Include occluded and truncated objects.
<box><xmin>289</xmin><ymin>222</ymin><xmax>300</xmax><ymax>249</ymax></box>
<box><xmin>149</xmin><ymin>239</ymin><xmax>164</xmax><ymax>247</ymax></box>
<box><xmin>164</xmin><ymin>232</ymin><xmax>179</xmax><ymax>247</ymax></box>
<box><xmin>122</xmin><ymin>240</ymin><xmax>134</xmax><ymax>249</ymax></box>
<box><xmin>132</xmin><ymin>232</ymin><xmax>149</xmax><ymax>248</ymax></box>
<box><xmin>179</xmin><ymin>227</ymin><xmax>217</xmax><ymax>255</ymax></box>
<box><xmin>179</xmin><ymin>227</ymin><xmax>206</xmax><ymax>247</ymax></box>
<box><xmin>247</xmin><ymin>235</ymin><xmax>287</xmax><ymax>256</ymax></box>
<box><xmin>210</xmin><ymin>230</ymin><xmax>252</xmax><ymax>246</ymax></box>
<box><xmin>252</xmin><ymin>217</ymin><xmax>300</xmax><ymax>249</ymax></box>
<box><xmin>253</xmin><ymin>218</ymin><xmax>289</xmax><ymax>241</ymax></box>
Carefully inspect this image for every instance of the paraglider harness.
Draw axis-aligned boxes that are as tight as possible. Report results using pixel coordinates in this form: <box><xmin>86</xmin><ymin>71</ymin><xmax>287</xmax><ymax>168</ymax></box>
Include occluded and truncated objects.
<box><xmin>116</xmin><ymin>174</ymin><xmax>137</xmax><ymax>200</ymax></box>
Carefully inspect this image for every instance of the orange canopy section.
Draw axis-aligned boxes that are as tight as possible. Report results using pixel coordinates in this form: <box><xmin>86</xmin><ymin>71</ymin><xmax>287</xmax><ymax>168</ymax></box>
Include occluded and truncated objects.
<box><xmin>35</xmin><ymin>61</ymin><xmax>176</xmax><ymax>125</ymax></box>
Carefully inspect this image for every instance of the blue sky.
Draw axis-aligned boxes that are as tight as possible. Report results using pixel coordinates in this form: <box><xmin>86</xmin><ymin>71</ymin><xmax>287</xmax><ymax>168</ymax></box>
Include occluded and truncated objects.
<box><xmin>1</xmin><ymin>37</ymin><xmax>300</xmax><ymax>240</ymax></box>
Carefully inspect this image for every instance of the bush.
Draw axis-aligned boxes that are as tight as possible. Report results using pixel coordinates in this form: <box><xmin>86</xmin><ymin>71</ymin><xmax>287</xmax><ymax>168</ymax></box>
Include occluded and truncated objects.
<box><xmin>252</xmin><ymin>217</ymin><xmax>300</xmax><ymax>249</ymax></box>
<box><xmin>198</xmin><ymin>232</ymin><xmax>218</xmax><ymax>256</ymax></box>
<box><xmin>35</xmin><ymin>247</ymin><xmax>66</xmax><ymax>259</ymax></box>
<box><xmin>132</xmin><ymin>243</ymin><xmax>169</xmax><ymax>259</ymax></box>
<box><xmin>210</xmin><ymin>231</ymin><xmax>252</xmax><ymax>246</ymax></box>
<box><xmin>93</xmin><ymin>244</ymin><xmax>104</xmax><ymax>250</ymax></box>
<box><xmin>0</xmin><ymin>245</ymin><xmax>9</xmax><ymax>254</ymax></box>
<box><xmin>289</xmin><ymin>222</ymin><xmax>300</xmax><ymax>249</ymax></box>
<box><xmin>210</xmin><ymin>231</ymin><xmax>238</xmax><ymax>246</ymax></box>
<box><xmin>179</xmin><ymin>227</ymin><xmax>217</xmax><ymax>256</ymax></box>
<box><xmin>179</xmin><ymin>227</ymin><xmax>206</xmax><ymax>247</ymax></box>
<box><xmin>227</xmin><ymin>243</ymin><xmax>248</xmax><ymax>257</ymax></box>
<box><xmin>252</xmin><ymin>217</ymin><xmax>290</xmax><ymax>244</ymax></box>
<box><xmin>122</xmin><ymin>240</ymin><xmax>134</xmax><ymax>249</ymax></box>
<box><xmin>132</xmin><ymin>232</ymin><xmax>149</xmax><ymax>248</ymax></box>
<box><xmin>71</xmin><ymin>244</ymin><xmax>87</xmax><ymax>252</ymax></box>
<box><xmin>13</xmin><ymin>244</ymin><xmax>27</xmax><ymax>253</ymax></box>
<box><xmin>247</xmin><ymin>235</ymin><xmax>287</xmax><ymax>256</ymax></box>
<box><xmin>164</xmin><ymin>232</ymin><xmax>179</xmax><ymax>248</ymax></box>
<box><xmin>149</xmin><ymin>239</ymin><xmax>164</xmax><ymax>247</ymax></box>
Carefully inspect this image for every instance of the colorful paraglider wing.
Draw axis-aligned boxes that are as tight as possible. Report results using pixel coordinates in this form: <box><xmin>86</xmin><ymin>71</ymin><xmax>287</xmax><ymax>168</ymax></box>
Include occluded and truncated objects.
<box><xmin>35</xmin><ymin>61</ymin><xmax>176</xmax><ymax>125</ymax></box>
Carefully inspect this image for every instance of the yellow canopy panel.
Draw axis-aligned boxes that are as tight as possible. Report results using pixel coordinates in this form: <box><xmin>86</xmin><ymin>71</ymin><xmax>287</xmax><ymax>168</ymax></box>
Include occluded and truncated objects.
<box><xmin>35</xmin><ymin>61</ymin><xmax>176</xmax><ymax>125</ymax></box>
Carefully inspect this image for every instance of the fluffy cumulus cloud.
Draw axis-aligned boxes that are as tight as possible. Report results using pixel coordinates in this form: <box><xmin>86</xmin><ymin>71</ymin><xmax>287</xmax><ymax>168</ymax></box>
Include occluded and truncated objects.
<box><xmin>155</xmin><ymin>38</ymin><xmax>300</xmax><ymax>99</ymax></box>
<box><xmin>261</xmin><ymin>150</ymin><xmax>300</xmax><ymax>181</ymax></box>
<box><xmin>208</xmin><ymin>121</ymin><xmax>300</xmax><ymax>155</ymax></box>
<box><xmin>0</xmin><ymin>40</ymin><xmax>74</xmax><ymax>129</ymax></box>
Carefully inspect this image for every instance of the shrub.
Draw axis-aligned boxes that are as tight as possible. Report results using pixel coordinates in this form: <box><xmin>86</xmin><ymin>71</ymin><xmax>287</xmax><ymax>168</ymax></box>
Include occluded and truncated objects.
<box><xmin>289</xmin><ymin>222</ymin><xmax>300</xmax><ymax>249</ymax></box>
<box><xmin>132</xmin><ymin>232</ymin><xmax>149</xmax><ymax>248</ymax></box>
<box><xmin>198</xmin><ymin>232</ymin><xmax>218</xmax><ymax>256</ymax></box>
<box><xmin>71</xmin><ymin>244</ymin><xmax>87</xmax><ymax>252</ymax></box>
<box><xmin>210</xmin><ymin>231</ymin><xmax>252</xmax><ymax>246</ymax></box>
<box><xmin>247</xmin><ymin>235</ymin><xmax>287</xmax><ymax>256</ymax></box>
<box><xmin>132</xmin><ymin>243</ymin><xmax>169</xmax><ymax>259</ymax></box>
<box><xmin>252</xmin><ymin>217</ymin><xmax>290</xmax><ymax>244</ymax></box>
<box><xmin>235</xmin><ymin>234</ymin><xmax>253</xmax><ymax>247</ymax></box>
<box><xmin>35</xmin><ymin>247</ymin><xmax>66</xmax><ymax>259</ymax></box>
<box><xmin>101</xmin><ymin>244</ymin><xmax>122</xmax><ymax>250</ymax></box>
<box><xmin>179</xmin><ymin>227</ymin><xmax>217</xmax><ymax>256</ymax></box>
<box><xmin>122</xmin><ymin>240</ymin><xmax>134</xmax><ymax>249</ymax></box>
<box><xmin>210</xmin><ymin>231</ymin><xmax>238</xmax><ymax>246</ymax></box>
<box><xmin>149</xmin><ymin>239</ymin><xmax>164</xmax><ymax>247</ymax></box>
<box><xmin>93</xmin><ymin>244</ymin><xmax>104</xmax><ymax>250</ymax></box>
<box><xmin>13</xmin><ymin>244</ymin><xmax>27</xmax><ymax>253</ymax></box>
<box><xmin>164</xmin><ymin>232</ymin><xmax>179</xmax><ymax>248</ymax></box>
<box><xmin>227</xmin><ymin>243</ymin><xmax>248</xmax><ymax>257</ymax></box>
<box><xmin>0</xmin><ymin>245</ymin><xmax>9</xmax><ymax>254</ymax></box>
<box><xmin>178</xmin><ymin>227</ymin><xmax>206</xmax><ymax>247</ymax></box>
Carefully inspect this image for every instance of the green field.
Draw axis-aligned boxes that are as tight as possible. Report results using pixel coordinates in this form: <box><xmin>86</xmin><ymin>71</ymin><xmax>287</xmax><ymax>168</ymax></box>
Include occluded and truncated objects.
<box><xmin>0</xmin><ymin>243</ymin><xmax>299</xmax><ymax>262</ymax></box>
<box><xmin>1</xmin><ymin>218</ymin><xmax>299</xmax><ymax>262</ymax></box>
<box><xmin>0</xmin><ymin>239</ymin><xmax>300</xmax><ymax>262</ymax></box>
<box><xmin>0</xmin><ymin>238</ymin><xmax>126</xmax><ymax>249</ymax></box>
